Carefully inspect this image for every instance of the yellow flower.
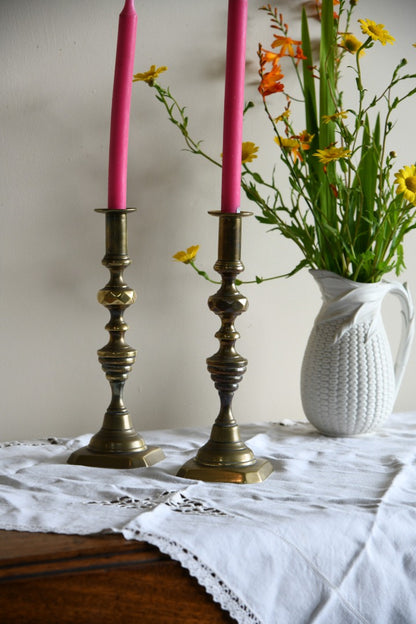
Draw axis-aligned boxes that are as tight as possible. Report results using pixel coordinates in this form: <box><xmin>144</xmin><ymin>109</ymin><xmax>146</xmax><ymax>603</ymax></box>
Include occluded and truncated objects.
<box><xmin>276</xmin><ymin>137</ymin><xmax>299</xmax><ymax>149</ymax></box>
<box><xmin>394</xmin><ymin>165</ymin><xmax>416</xmax><ymax>205</ymax></box>
<box><xmin>241</xmin><ymin>142</ymin><xmax>259</xmax><ymax>163</ymax></box>
<box><xmin>173</xmin><ymin>245</ymin><xmax>200</xmax><ymax>264</ymax></box>
<box><xmin>358</xmin><ymin>19</ymin><xmax>395</xmax><ymax>45</ymax></box>
<box><xmin>314</xmin><ymin>146</ymin><xmax>351</xmax><ymax>164</ymax></box>
<box><xmin>341</xmin><ymin>33</ymin><xmax>365</xmax><ymax>56</ymax></box>
<box><xmin>274</xmin><ymin>109</ymin><xmax>291</xmax><ymax>123</ymax></box>
<box><xmin>133</xmin><ymin>65</ymin><xmax>168</xmax><ymax>85</ymax></box>
<box><xmin>275</xmin><ymin>132</ymin><xmax>313</xmax><ymax>163</ymax></box>
<box><xmin>322</xmin><ymin>111</ymin><xmax>348</xmax><ymax>124</ymax></box>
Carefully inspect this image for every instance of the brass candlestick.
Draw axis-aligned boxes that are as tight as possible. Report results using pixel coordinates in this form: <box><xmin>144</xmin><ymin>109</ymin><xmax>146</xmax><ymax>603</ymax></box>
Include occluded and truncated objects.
<box><xmin>177</xmin><ymin>211</ymin><xmax>273</xmax><ymax>483</ymax></box>
<box><xmin>68</xmin><ymin>208</ymin><xmax>165</xmax><ymax>469</ymax></box>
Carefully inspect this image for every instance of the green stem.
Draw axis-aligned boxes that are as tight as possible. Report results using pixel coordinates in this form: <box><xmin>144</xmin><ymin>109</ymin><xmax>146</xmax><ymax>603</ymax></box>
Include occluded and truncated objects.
<box><xmin>189</xmin><ymin>261</ymin><xmax>295</xmax><ymax>285</ymax></box>
<box><xmin>189</xmin><ymin>261</ymin><xmax>220</xmax><ymax>284</ymax></box>
<box><xmin>154</xmin><ymin>84</ymin><xmax>222</xmax><ymax>170</ymax></box>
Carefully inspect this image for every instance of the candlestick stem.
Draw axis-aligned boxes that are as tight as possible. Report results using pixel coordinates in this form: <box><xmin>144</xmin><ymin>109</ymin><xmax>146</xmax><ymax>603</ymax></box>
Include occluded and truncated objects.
<box><xmin>68</xmin><ymin>209</ymin><xmax>165</xmax><ymax>469</ymax></box>
<box><xmin>177</xmin><ymin>212</ymin><xmax>273</xmax><ymax>483</ymax></box>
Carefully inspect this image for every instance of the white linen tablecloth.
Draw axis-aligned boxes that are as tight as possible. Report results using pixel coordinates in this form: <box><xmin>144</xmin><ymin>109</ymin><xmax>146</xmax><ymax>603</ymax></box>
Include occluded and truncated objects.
<box><xmin>1</xmin><ymin>413</ymin><xmax>416</xmax><ymax>624</ymax></box>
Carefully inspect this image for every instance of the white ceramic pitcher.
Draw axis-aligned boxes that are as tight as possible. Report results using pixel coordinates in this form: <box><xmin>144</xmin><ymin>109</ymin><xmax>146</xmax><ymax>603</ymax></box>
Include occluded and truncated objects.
<box><xmin>301</xmin><ymin>270</ymin><xmax>415</xmax><ymax>436</ymax></box>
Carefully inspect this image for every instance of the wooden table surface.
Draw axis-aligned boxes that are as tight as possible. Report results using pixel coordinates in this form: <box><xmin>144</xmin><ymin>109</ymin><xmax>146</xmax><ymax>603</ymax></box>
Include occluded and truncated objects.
<box><xmin>0</xmin><ymin>530</ymin><xmax>237</xmax><ymax>624</ymax></box>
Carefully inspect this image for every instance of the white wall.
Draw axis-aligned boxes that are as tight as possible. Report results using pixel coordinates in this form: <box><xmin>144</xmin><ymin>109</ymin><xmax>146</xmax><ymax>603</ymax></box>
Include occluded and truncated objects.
<box><xmin>1</xmin><ymin>0</ymin><xmax>415</xmax><ymax>441</ymax></box>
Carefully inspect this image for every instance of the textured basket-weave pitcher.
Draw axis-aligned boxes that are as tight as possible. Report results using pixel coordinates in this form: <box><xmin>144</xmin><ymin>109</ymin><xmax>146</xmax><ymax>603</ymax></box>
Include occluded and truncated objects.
<box><xmin>301</xmin><ymin>270</ymin><xmax>414</xmax><ymax>436</ymax></box>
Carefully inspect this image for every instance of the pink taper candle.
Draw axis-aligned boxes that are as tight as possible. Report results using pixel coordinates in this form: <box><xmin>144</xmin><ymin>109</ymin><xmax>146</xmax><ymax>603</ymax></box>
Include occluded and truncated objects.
<box><xmin>221</xmin><ymin>0</ymin><xmax>248</xmax><ymax>213</ymax></box>
<box><xmin>108</xmin><ymin>0</ymin><xmax>137</xmax><ymax>210</ymax></box>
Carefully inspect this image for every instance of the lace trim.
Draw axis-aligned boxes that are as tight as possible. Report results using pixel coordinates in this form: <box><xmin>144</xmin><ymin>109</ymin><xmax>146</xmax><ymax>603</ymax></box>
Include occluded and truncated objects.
<box><xmin>87</xmin><ymin>490</ymin><xmax>173</xmax><ymax>510</ymax></box>
<box><xmin>87</xmin><ymin>490</ymin><xmax>232</xmax><ymax>518</ymax></box>
<box><xmin>123</xmin><ymin>528</ymin><xmax>262</xmax><ymax>624</ymax></box>
<box><xmin>166</xmin><ymin>492</ymin><xmax>231</xmax><ymax>517</ymax></box>
<box><xmin>0</xmin><ymin>437</ymin><xmax>64</xmax><ymax>449</ymax></box>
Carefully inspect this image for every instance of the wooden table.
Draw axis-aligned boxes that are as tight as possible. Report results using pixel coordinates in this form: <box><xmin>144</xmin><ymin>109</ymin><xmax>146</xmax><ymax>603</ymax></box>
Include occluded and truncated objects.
<box><xmin>0</xmin><ymin>530</ymin><xmax>236</xmax><ymax>624</ymax></box>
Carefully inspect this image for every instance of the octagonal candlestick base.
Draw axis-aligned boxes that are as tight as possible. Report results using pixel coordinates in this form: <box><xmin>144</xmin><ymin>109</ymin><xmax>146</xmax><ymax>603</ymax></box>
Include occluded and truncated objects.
<box><xmin>177</xmin><ymin>211</ymin><xmax>273</xmax><ymax>483</ymax></box>
<box><xmin>67</xmin><ymin>209</ymin><xmax>165</xmax><ymax>469</ymax></box>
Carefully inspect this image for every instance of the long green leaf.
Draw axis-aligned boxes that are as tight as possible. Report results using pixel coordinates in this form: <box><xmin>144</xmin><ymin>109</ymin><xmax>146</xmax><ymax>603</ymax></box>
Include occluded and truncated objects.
<box><xmin>319</xmin><ymin>0</ymin><xmax>336</xmax><ymax>150</ymax></box>
<box><xmin>317</xmin><ymin>0</ymin><xmax>337</xmax><ymax>256</ymax></box>
<box><xmin>301</xmin><ymin>9</ymin><xmax>318</xmax><ymax>139</ymax></box>
<box><xmin>354</xmin><ymin>114</ymin><xmax>381</xmax><ymax>253</ymax></box>
<box><xmin>301</xmin><ymin>8</ymin><xmax>320</xmax><ymax>191</ymax></box>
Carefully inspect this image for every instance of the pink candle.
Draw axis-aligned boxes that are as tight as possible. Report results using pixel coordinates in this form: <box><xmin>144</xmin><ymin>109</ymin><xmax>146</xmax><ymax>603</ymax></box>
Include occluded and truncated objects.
<box><xmin>221</xmin><ymin>0</ymin><xmax>248</xmax><ymax>214</ymax></box>
<box><xmin>108</xmin><ymin>0</ymin><xmax>137</xmax><ymax>210</ymax></box>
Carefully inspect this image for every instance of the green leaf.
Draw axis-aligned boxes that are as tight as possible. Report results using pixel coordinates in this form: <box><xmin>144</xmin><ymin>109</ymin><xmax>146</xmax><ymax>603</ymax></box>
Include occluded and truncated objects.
<box><xmin>251</xmin><ymin>172</ymin><xmax>265</xmax><ymax>184</ymax></box>
<box><xmin>301</xmin><ymin>9</ymin><xmax>318</xmax><ymax>140</ymax></box>
<box><xmin>353</xmin><ymin>114</ymin><xmax>381</xmax><ymax>253</ymax></box>
<box><xmin>317</xmin><ymin>0</ymin><xmax>337</xmax><ymax>231</ymax></box>
<box><xmin>319</xmin><ymin>0</ymin><xmax>336</xmax><ymax>150</ymax></box>
<box><xmin>395</xmin><ymin>243</ymin><xmax>406</xmax><ymax>275</ymax></box>
<box><xmin>285</xmin><ymin>258</ymin><xmax>311</xmax><ymax>277</ymax></box>
<box><xmin>301</xmin><ymin>8</ymin><xmax>321</xmax><ymax>196</ymax></box>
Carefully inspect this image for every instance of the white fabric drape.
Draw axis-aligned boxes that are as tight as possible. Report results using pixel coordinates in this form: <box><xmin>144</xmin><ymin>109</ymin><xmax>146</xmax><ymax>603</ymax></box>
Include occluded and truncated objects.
<box><xmin>1</xmin><ymin>413</ymin><xmax>416</xmax><ymax>624</ymax></box>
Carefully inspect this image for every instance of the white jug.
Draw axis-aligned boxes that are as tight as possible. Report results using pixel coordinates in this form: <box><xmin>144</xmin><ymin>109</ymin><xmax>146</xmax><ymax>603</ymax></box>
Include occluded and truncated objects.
<box><xmin>301</xmin><ymin>270</ymin><xmax>414</xmax><ymax>436</ymax></box>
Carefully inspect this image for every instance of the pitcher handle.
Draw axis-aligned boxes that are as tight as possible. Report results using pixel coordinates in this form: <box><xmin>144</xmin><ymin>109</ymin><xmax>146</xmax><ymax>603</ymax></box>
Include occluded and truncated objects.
<box><xmin>387</xmin><ymin>281</ymin><xmax>415</xmax><ymax>397</ymax></box>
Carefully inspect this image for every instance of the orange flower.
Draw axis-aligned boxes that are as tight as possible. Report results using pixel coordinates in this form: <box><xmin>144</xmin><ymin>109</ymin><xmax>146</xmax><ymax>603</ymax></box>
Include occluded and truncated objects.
<box><xmin>275</xmin><ymin>131</ymin><xmax>313</xmax><ymax>163</ymax></box>
<box><xmin>311</xmin><ymin>0</ymin><xmax>340</xmax><ymax>20</ymax></box>
<box><xmin>294</xmin><ymin>46</ymin><xmax>307</xmax><ymax>64</ymax></box>
<box><xmin>329</xmin><ymin>183</ymin><xmax>338</xmax><ymax>198</ymax></box>
<box><xmin>271</xmin><ymin>35</ymin><xmax>302</xmax><ymax>57</ymax></box>
<box><xmin>261</xmin><ymin>49</ymin><xmax>282</xmax><ymax>68</ymax></box>
<box><xmin>298</xmin><ymin>130</ymin><xmax>314</xmax><ymax>146</ymax></box>
<box><xmin>258</xmin><ymin>65</ymin><xmax>285</xmax><ymax>98</ymax></box>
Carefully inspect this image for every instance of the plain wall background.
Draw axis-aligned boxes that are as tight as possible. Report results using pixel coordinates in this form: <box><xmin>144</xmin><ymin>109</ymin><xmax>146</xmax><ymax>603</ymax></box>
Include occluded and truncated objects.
<box><xmin>1</xmin><ymin>0</ymin><xmax>416</xmax><ymax>441</ymax></box>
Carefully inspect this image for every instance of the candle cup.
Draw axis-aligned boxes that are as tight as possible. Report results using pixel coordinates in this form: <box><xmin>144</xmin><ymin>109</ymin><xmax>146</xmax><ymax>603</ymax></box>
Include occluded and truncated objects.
<box><xmin>177</xmin><ymin>211</ymin><xmax>273</xmax><ymax>483</ymax></box>
<box><xmin>67</xmin><ymin>209</ymin><xmax>165</xmax><ymax>469</ymax></box>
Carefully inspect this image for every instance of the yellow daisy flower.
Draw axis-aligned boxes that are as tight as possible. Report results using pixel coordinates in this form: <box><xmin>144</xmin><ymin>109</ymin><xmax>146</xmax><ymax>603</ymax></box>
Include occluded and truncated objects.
<box><xmin>341</xmin><ymin>33</ymin><xmax>365</xmax><ymax>56</ymax></box>
<box><xmin>173</xmin><ymin>245</ymin><xmax>200</xmax><ymax>264</ymax></box>
<box><xmin>322</xmin><ymin>111</ymin><xmax>348</xmax><ymax>124</ymax></box>
<box><xmin>241</xmin><ymin>142</ymin><xmax>259</xmax><ymax>164</ymax></box>
<box><xmin>358</xmin><ymin>19</ymin><xmax>395</xmax><ymax>46</ymax></box>
<box><xmin>133</xmin><ymin>65</ymin><xmax>168</xmax><ymax>85</ymax></box>
<box><xmin>394</xmin><ymin>165</ymin><xmax>416</xmax><ymax>205</ymax></box>
<box><xmin>314</xmin><ymin>146</ymin><xmax>351</xmax><ymax>164</ymax></box>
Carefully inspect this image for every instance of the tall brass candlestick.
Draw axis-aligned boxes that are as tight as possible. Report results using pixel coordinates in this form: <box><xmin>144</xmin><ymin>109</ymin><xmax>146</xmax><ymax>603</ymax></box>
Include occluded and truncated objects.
<box><xmin>177</xmin><ymin>211</ymin><xmax>273</xmax><ymax>483</ymax></box>
<box><xmin>68</xmin><ymin>209</ymin><xmax>165</xmax><ymax>469</ymax></box>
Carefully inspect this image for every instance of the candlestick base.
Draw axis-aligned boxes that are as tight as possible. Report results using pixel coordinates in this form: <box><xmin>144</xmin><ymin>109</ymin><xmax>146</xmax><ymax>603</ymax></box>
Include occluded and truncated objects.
<box><xmin>177</xmin><ymin>211</ymin><xmax>272</xmax><ymax>483</ymax></box>
<box><xmin>177</xmin><ymin>459</ymin><xmax>273</xmax><ymax>484</ymax></box>
<box><xmin>177</xmin><ymin>419</ymin><xmax>273</xmax><ymax>483</ymax></box>
<box><xmin>67</xmin><ymin>209</ymin><xmax>165</xmax><ymax>470</ymax></box>
<box><xmin>68</xmin><ymin>444</ymin><xmax>165</xmax><ymax>470</ymax></box>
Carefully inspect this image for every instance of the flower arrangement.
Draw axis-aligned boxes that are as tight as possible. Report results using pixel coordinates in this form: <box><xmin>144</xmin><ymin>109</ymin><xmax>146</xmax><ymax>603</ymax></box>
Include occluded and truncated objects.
<box><xmin>135</xmin><ymin>0</ymin><xmax>416</xmax><ymax>284</ymax></box>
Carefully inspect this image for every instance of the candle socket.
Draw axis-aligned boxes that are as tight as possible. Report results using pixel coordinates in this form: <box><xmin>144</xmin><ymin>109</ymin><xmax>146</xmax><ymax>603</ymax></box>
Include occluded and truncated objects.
<box><xmin>67</xmin><ymin>209</ymin><xmax>165</xmax><ymax>469</ymax></box>
<box><xmin>177</xmin><ymin>211</ymin><xmax>273</xmax><ymax>483</ymax></box>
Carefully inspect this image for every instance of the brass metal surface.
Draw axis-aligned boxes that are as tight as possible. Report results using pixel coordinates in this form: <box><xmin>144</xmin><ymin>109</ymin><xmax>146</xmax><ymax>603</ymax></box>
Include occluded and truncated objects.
<box><xmin>67</xmin><ymin>209</ymin><xmax>165</xmax><ymax>469</ymax></box>
<box><xmin>177</xmin><ymin>212</ymin><xmax>273</xmax><ymax>483</ymax></box>
<box><xmin>177</xmin><ymin>457</ymin><xmax>273</xmax><ymax>484</ymax></box>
